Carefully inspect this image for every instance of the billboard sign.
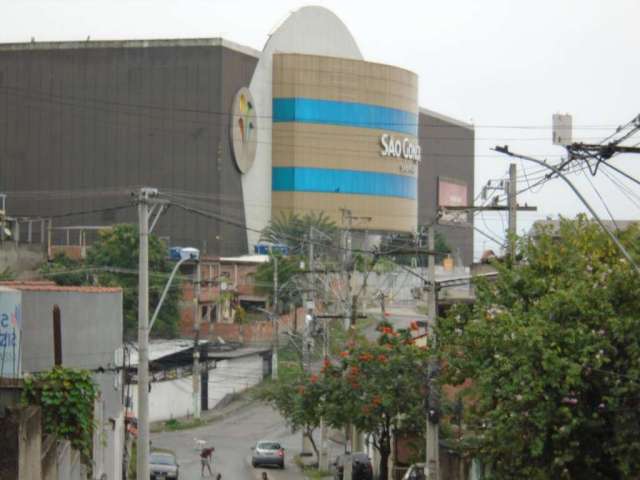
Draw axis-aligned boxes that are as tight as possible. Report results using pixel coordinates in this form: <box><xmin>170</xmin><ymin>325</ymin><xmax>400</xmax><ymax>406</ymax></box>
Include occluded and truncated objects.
<box><xmin>0</xmin><ymin>289</ymin><xmax>22</xmax><ymax>378</ymax></box>
<box><xmin>438</xmin><ymin>178</ymin><xmax>468</xmax><ymax>225</ymax></box>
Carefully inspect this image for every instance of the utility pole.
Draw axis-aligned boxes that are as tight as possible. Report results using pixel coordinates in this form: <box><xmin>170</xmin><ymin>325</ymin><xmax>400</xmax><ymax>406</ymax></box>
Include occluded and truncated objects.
<box><xmin>425</xmin><ymin>225</ymin><xmax>439</xmax><ymax>480</ymax></box>
<box><xmin>340</xmin><ymin>209</ymin><xmax>354</xmax><ymax>480</ymax></box>
<box><xmin>507</xmin><ymin>163</ymin><xmax>517</xmax><ymax>260</ymax></box>
<box><xmin>300</xmin><ymin>229</ymin><xmax>314</xmax><ymax>456</ymax></box>
<box><xmin>136</xmin><ymin>187</ymin><xmax>156</xmax><ymax>480</ymax></box>
<box><xmin>192</xmin><ymin>260</ymin><xmax>202</xmax><ymax>419</ymax></box>
<box><xmin>272</xmin><ymin>254</ymin><xmax>279</xmax><ymax>380</ymax></box>
<box><xmin>494</xmin><ymin>145</ymin><xmax>640</xmax><ymax>276</ymax></box>
<box><xmin>319</xmin><ymin>311</ymin><xmax>329</xmax><ymax>472</ymax></box>
<box><xmin>341</xmin><ymin>209</ymin><xmax>353</xmax><ymax>331</ymax></box>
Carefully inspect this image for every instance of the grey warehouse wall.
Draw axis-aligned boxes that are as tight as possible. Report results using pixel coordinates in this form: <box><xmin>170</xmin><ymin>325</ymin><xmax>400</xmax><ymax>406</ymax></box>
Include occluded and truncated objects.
<box><xmin>0</xmin><ymin>41</ymin><xmax>258</xmax><ymax>256</ymax></box>
<box><xmin>418</xmin><ymin>110</ymin><xmax>475</xmax><ymax>265</ymax></box>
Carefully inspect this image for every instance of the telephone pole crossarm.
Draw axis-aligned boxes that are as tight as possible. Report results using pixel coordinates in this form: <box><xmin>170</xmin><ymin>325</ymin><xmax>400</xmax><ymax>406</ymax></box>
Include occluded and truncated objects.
<box><xmin>493</xmin><ymin>145</ymin><xmax>640</xmax><ymax>276</ymax></box>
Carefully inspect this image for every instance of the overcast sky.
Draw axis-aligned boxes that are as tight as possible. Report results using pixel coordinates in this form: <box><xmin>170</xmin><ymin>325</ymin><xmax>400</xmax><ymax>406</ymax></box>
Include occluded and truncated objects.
<box><xmin>2</xmin><ymin>0</ymin><xmax>639</xmax><ymax>257</ymax></box>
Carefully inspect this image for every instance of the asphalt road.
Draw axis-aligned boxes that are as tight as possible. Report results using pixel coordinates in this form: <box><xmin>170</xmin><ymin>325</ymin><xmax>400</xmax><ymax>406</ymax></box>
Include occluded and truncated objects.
<box><xmin>149</xmin><ymin>307</ymin><xmax>423</xmax><ymax>480</ymax></box>
<box><xmin>151</xmin><ymin>402</ymin><xmax>317</xmax><ymax>480</ymax></box>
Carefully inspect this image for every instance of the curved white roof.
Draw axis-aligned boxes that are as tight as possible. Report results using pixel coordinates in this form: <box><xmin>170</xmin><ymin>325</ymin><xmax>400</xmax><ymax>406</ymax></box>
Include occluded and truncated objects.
<box><xmin>242</xmin><ymin>6</ymin><xmax>363</xmax><ymax>249</ymax></box>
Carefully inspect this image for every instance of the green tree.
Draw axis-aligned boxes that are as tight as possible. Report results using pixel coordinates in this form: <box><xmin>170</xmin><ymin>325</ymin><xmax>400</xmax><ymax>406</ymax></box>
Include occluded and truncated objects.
<box><xmin>260</xmin><ymin>211</ymin><xmax>338</xmax><ymax>256</ymax></box>
<box><xmin>322</xmin><ymin>325</ymin><xmax>429</xmax><ymax>480</ymax></box>
<box><xmin>40</xmin><ymin>224</ymin><xmax>180</xmax><ymax>339</ymax></box>
<box><xmin>86</xmin><ymin>224</ymin><xmax>179</xmax><ymax>339</ymax></box>
<box><xmin>254</xmin><ymin>253</ymin><xmax>303</xmax><ymax>312</ymax></box>
<box><xmin>258</xmin><ymin>368</ymin><xmax>324</xmax><ymax>460</ymax></box>
<box><xmin>39</xmin><ymin>252</ymin><xmax>88</xmax><ymax>285</ymax></box>
<box><xmin>438</xmin><ymin>216</ymin><xmax>640</xmax><ymax>479</ymax></box>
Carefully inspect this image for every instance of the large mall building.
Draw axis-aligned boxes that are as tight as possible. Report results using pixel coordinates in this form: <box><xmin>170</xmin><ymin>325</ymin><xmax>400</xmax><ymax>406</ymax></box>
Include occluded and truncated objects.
<box><xmin>0</xmin><ymin>7</ymin><xmax>475</xmax><ymax>263</ymax></box>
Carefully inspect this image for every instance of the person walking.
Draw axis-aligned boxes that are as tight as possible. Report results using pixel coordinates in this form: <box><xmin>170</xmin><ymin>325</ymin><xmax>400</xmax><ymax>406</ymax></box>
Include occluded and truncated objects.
<box><xmin>200</xmin><ymin>446</ymin><xmax>215</xmax><ymax>477</ymax></box>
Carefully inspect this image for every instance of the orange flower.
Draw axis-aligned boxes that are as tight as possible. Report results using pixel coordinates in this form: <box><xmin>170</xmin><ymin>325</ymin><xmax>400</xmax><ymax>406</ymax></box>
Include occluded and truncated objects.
<box><xmin>382</xmin><ymin>326</ymin><xmax>394</xmax><ymax>334</ymax></box>
<box><xmin>377</xmin><ymin>354</ymin><xmax>388</xmax><ymax>363</ymax></box>
<box><xmin>297</xmin><ymin>386</ymin><xmax>305</xmax><ymax>395</ymax></box>
<box><xmin>359</xmin><ymin>353</ymin><xmax>373</xmax><ymax>362</ymax></box>
<box><xmin>410</xmin><ymin>320</ymin><xmax>419</xmax><ymax>331</ymax></box>
<box><xmin>372</xmin><ymin>395</ymin><xmax>382</xmax><ymax>405</ymax></box>
<box><xmin>340</xmin><ymin>351</ymin><xmax>350</xmax><ymax>358</ymax></box>
<box><xmin>310</xmin><ymin>374</ymin><xmax>318</xmax><ymax>384</ymax></box>
<box><xmin>349</xmin><ymin>366</ymin><xmax>360</xmax><ymax>376</ymax></box>
<box><xmin>323</xmin><ymin>358</ymin><xmax>332</xmax><ymax>368</ymax></box>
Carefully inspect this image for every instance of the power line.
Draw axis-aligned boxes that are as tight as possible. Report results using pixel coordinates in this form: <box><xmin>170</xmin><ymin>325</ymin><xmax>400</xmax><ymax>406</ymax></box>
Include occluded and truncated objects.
<box><xmin>0</xmin><ymin>84</ymin><xmax>623</xmax><ymax>130</ymax></box>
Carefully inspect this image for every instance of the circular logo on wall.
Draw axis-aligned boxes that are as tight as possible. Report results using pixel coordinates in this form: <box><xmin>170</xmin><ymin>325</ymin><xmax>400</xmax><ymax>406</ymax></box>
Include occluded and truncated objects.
<box><xmin>230</xmin><ymin>87</ymin><xmax>257</xmax><ymax>174</ymax></box>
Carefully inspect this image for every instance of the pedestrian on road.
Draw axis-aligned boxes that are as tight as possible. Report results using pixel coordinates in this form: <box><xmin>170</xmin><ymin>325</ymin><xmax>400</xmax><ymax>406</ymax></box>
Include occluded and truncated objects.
<box><xmin>261</xmin><ymin>472</ymin><xmax>269</xmax><ymax>480</ymax></box>
<box><xmin>200</xmin><ymin>446</ymin><xmax>215</xmax><ymax>476</ymax></box>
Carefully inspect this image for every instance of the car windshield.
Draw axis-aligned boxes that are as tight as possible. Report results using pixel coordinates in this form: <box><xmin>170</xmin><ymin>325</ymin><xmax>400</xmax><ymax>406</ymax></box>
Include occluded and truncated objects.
<box><xmin>150</xmin><ymin>453</ymin><xmax>175</xmax><ymax>465</ymax></box>
<box><xmin>257</xmin><ymin>442</ymin><xmax>281</xmax><ymax>450</ymax></box>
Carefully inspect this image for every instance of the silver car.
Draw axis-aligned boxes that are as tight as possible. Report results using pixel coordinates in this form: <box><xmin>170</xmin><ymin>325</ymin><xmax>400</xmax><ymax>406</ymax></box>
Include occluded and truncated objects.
<box><xmin>251</xmin><ymin>440</ymin><xmax>285</xmax><ymax>469</ymax></box>
<box><xmin>150</xmin><ymin>450</ymin><xmax>180</xmax><ymax>479</ymax></box>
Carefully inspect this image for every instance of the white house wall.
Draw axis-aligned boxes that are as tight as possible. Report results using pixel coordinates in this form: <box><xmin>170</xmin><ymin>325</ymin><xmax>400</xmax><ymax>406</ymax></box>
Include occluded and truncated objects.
<box><xmin>207</xmin><ymin>355</ymin><xmax>264</xmax><ymax>407</ymax></box>
<box><xmin>131</xmin><ymin>354</ymin><xmax>265</xmax><ymax>423</ymax></box>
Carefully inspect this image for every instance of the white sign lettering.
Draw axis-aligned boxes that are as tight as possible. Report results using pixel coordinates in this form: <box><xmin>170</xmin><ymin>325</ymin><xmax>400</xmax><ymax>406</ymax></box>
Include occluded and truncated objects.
<box><xmin>380</xmin><ymin>134</ymin><xmax>422</xmax><ymax>162</ymax></box>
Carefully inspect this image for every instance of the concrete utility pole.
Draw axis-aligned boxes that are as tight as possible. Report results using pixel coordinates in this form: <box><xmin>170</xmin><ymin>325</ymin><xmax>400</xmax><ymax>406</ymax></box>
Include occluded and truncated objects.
<box><xmin>494</xmin><ymin>145</ymin><xmax>640</xmax><ymax>276</ymax></box>
<box><xmin>340</xmin><ymin>210</ymin><xmax>354</xmax><ymax>480</ymax></box>
<box><xmin>192</xmin><ymin>260</ymin><xmax>202</xmax><ymax>419</ymax></box>
<box><xmin>425</xmin><ymin>226</ymin><xmax>440</xmax><ymax>480</ymax></box>
<box><xmin>507</xmin><ymin>163</ymin><xmax>517</xmax><ymax>260</ymax></box>
<box><xmin>341</xmin><ymin>209</ymin><xmax>353</xmax><ymax>330</ymax></box>
<box><xmin>272</xmin><ymin>254</ymin><xmax>279</xmax><ymax>380</ymax></box>
<box><xmin>319</xmin><ymin>312</ymin><xmax>329</xmax><ymax>471</ymax></box>
<box><xmin>136</xmin><ymin>187</ymin><xmax>157</xmax><ymax>480</ymax></box>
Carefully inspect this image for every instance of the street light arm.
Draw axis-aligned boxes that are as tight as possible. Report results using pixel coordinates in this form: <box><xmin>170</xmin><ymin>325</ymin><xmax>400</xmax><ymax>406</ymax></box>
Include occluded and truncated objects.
<box><xmin>149</xmin><ymin>256</ymin><xmax>189</xmax><ymax>331</ymax></box>
<box><xmin>493</xmin><ymin>146</ymin><xmax>640</xmax><ymax>276</ymax></box>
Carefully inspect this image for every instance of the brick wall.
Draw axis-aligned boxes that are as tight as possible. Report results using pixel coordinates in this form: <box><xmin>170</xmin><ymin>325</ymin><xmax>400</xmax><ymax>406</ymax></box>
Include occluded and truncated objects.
<box><xmin>208</xmin><ymin>307</ymin><xmax>304</xmax><ymax>344</ymax></box>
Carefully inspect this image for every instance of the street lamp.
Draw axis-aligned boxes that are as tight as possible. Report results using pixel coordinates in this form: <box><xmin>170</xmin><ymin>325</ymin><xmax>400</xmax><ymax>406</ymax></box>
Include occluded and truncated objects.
<box><xmin>149</xmin><ymin>248</ymin><xmax>199</xmax><ymax>331</ymax></box>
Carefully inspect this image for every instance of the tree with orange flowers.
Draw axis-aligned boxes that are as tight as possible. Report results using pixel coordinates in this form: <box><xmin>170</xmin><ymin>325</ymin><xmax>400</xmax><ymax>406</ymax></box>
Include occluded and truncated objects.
<box><xmin>258</xmin><ymin>368</ymin><xmax>324</xmax><ymax>461</ymax></box>
<box><xmin>322</xmin><ymin>325</ymin><xmax>429</xmax><ymax>480</ymax></box>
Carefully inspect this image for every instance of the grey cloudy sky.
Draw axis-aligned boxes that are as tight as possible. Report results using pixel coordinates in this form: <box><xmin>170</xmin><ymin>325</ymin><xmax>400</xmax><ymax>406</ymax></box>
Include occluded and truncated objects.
<box><xmin>1</xmin><ymin>0</ymin><xmax>639</xmax><ymax>256</ymax></box>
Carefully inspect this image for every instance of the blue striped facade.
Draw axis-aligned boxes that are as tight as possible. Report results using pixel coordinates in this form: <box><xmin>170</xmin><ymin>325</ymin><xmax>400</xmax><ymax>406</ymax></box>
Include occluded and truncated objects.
<box><xmin>272</xmin><ymin>97</ymin><xmax>418</xmax><ymax>136</ymax></box>
<box><xmin>272</xmin><ymin>167</ymin><xmax>417</xmax><ymax>200</ymax></box>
